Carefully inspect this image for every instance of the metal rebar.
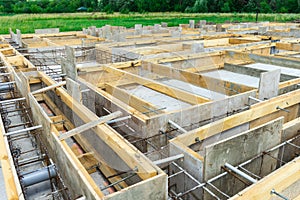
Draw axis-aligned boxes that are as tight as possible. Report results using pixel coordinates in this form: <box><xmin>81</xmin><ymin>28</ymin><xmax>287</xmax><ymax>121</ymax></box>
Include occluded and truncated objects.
<box><xmin>177</xmin><ymin>183</ymin><xmax>206</xmax><ymax>198</ymax></box>
<box><xmin>153</xmin><ymin>154</ymin><xmax>184</xmax><ymax>166</ymax></box>
<box><xmin>207</xmin><ymin>182</ymin><xmax>231</xmax><ymax>198</ymax></box>
<box><xmin>0</xmin><ymin>81</ymin><xmax>15</xmax><ymax>86</ymax></box>
<box><xmin>100</xmin><ymin>172</ymin><xmax>136</xmax><ymax>191</ymax></box>
<box><xmin>287</xmin><ymin>141</ymin><xmax>300</xmax><ymax>149</ymax></box>
<box><xmin>168</xmin><ymin>170</ymin><xmax>184</xmax><ymax>179</ymax></box>
<box><xmin>168</xmin><ymin>120</ymin><xmax>188</xmax><ymax>133</ymax></box>
<box><xmin>276</xmin><ymin>106</ymin><xmax>290</xmax><ymax>113</ymax></box>
<box><xmin>248</xmin><ymin>96</ymin><xmax>263</xmax><ymax>102</ymax></box>
<box><xmin>263</xmin><ymin>152</ymin><xmax>287</xmax><ymax>164</ymax></box>
<box><xmin>0</xmin><ymin>97</ymin><xmax>25</xmax><ymax>104</ymax></box>
<box><xmin>203</xmin><ymin>186</ymin><xmax>221</xmax><ymax>200</ymax></box>
<box><xmin>221</xmin><ymin>166</ymin><xmax>251</xmax><ymax>186</ymax></box>
<box><xmin>238</xmin><ymin>166</ymin><xmax>261</xmax><ymax>179</ymax></box>
<box><xmin>142</xmin><ymin>106</ymin><xmax>167</xmax><ymax>115</ymax></box>
<box><xmin>107</xmin><ymin>116</ymin><xmax>131</xmax><ymax>124</ymax></box>
<box><xmin>270</xmin><ymin>189</ymin><xmax>289</xmax><ymax>200</ymax></box>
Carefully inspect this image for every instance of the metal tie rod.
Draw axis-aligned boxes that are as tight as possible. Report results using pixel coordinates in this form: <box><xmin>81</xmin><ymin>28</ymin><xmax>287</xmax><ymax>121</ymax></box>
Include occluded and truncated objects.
<box><xmin>4</xmin><ymin>125</ymin><xmax>43</xmax><ymax>136</ymax></box>
<box><xmin>224</xmin><ymin>163</ymin><xmax>257</xmax><ymax>184</ymax></box>
<box><xmin>271</xmin><ymin>189</ymin><xmax>289</xmax><ymax>200</ymax></box>
<box><xmin>168</xmin><ymin>120</ymin><xmax>187</xmax><ymax>133</ymax></box>
<box><xmin>153</xmin><ymin>154</ymin><xmax>184</xmax><ymax>166</ymax></box>
<box><xmin>107</xmin><ymin>115</ymin><xmax>131</xmax><ymax>124</ymax></box>
<box><xmin>31</xmin><ymin>81</ymin><xmax>66</xmax><ymax>95</ymax></box>
<box><xmin>0</xmin><ymin>97</ymin><xmax>25</xmax><ymax>104</ymax></box>
<box><xmin>0</xmin><ymin>73</ymin><xmax>11</xmax><ymax>76</ymax></box>
<box><xmin>276</xmin><ymin>106</ymin><xmax>290</xmax><ymax>113</ymax></box>
<box><xmin>248</xmin><ymin>96</ymin><xmax>263</xmax><ymax>102</ymax></box>
<box><xmin>0</xmin><ymin>81</ymin><xmax>15</xmax><ymax>86</ymax></box>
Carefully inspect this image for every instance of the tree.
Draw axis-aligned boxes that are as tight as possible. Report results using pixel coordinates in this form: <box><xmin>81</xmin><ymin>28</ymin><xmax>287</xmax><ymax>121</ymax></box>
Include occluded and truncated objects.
<box><xmin>260</xmin><ymin>0</ymin><xmax>272</xmax><ymax>13</ymax></box>
<box><xmin>192</xmin><ymin>0</ymin><xmax>208</xmax><ymax>12</ymax></box>
<box><xmin>221</xmin><ymin>2</ymin><xmax>231</xmax><ymax>12</ymax></box>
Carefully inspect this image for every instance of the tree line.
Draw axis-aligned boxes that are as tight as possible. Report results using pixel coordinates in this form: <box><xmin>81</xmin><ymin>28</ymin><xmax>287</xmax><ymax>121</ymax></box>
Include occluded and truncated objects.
<box><xmin>0</xmin><ymin>0</ymin><xmax>299</xmax><ymax>14</ymax></box>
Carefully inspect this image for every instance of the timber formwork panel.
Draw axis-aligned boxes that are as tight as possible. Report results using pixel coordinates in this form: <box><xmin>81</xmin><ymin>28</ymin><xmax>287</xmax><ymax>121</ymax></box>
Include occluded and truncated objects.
<box><xmin>3</xmin><ymin>23</ymin><xmax>300</xmax><ymax>200</ymax></box>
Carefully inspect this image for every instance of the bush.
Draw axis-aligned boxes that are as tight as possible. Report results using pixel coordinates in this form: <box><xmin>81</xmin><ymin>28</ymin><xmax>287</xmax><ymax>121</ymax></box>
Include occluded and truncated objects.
<box><xmin>30</xmin><ymin>4</ymin><xmax>42</xmax><ymax>13</ymax></box>
<box><xmin>120</xmin><ymin>8</ymin><xmax>130</xmax><ymax>14</ymax></box>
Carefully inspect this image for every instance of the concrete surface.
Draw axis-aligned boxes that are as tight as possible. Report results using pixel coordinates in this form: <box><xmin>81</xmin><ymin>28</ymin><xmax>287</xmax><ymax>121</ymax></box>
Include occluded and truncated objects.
<box><xmin>160</xmin><ymin>79</ymin><xmax>227</xmax><ymax>100</ymax></box>
<box><xmin>202</xmin><ymin>69</ymin><xmax>260</xmax><ymax>88</ymax></box>
<box><xmin>0</xmin><ymin>163</ymin><xmax>8</xmax><ymax>200</ymax></box>
<box><xmin>125</xmin><ymin>85</ymin><xmax>191</xmax><ymax>112</ymax></box>
<box><xmin>246</xmin><ymin>63</ymin><xmax>300</xmax><ymax>77</ymax></box>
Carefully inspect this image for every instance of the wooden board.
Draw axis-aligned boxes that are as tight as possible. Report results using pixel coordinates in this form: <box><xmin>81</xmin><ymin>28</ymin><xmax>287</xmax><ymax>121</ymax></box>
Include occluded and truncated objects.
<box><xmin>231</xmin><ymin>156</ymin><xmax>300</xmax><ymax>200</ymax></box>
<box><xmin>173</xmin><ymin>88</ymin><xmax>300</xmax><ymax>146</ymax></box>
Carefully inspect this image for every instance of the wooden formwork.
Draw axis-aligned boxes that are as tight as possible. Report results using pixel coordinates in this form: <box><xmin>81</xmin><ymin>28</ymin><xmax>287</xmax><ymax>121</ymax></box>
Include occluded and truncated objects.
<box><xmin>2</xmin><ymin>24</ymin><xmax>300</xmax><ymax>199</ymax></box>
<box><xmin>74</xmin><ymin>47</ymin><xmax>300</xmax><ymax>199</ymax></box>
<box><xmin>0</xmin><ymin>40</ymin><xmax>167</xmax><ymax>200</ymax></box>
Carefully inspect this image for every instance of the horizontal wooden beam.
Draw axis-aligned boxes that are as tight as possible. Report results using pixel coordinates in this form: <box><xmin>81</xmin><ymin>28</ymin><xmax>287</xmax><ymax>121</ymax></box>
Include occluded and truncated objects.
<box><xmin>231</xmin><ymin>156</ymin><xmax>300</xmax><ymax>200</ymax></box>
<box><xmin>141</xmin><ymin>61</ymin><xmax>255</xmax><ymax>95</ymax></box>
<box><xmin>105</xmin><ymin>84</ymin><xmax>165</xmax><ymax>116</ymax></box>
<box><xmin>173</xmin><ymin>88</ymin><xmax>300</xmax><ymax>146</ymax></box>
<box><xmin>279</xmin><ymin>77</ymin><xmax>300</xmax><ymax>89</ymax></box>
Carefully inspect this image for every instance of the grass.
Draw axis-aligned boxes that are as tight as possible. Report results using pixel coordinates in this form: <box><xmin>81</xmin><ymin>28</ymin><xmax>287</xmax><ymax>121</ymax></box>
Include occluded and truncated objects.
<box><xmin>1</xmin><ymin>12</ymin><xmax>300</xmax><ymax>34</ymax></box>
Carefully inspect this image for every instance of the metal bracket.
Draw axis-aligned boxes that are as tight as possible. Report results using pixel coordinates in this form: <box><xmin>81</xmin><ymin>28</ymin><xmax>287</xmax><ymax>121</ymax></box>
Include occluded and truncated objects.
<box><xmin>270</xmin><ymin>189</ymin><xmax>289</xmax><ymax>200</ymax></box>
<box><xmin>276</xmin><ymin>106</ymin><xmax>290</xmax><ymax>113</ymax></box>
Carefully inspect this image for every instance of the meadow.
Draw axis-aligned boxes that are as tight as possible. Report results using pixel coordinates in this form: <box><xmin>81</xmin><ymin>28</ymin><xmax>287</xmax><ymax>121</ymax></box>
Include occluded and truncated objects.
<box><xmin>1</xmin><ymin>12</ymin><xmax>300</xmax><ymax>34</ymax></box>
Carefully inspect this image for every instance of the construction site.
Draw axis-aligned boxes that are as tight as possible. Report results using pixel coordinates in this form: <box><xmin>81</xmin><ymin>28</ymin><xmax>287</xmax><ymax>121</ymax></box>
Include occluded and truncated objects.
<box><xmin>1</xmin><ymin>20</ymin><xmax>300</xmax><ymax>200</ymax></box>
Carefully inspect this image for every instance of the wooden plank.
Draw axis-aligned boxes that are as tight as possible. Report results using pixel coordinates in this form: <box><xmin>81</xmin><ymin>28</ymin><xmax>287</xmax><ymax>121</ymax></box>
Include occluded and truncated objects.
<box><xmin>173</xmin><ymin>88</ymin><xmax>300</xmax><ymax>146</ymax></box>
<box><xmin>279</xmin><ymin>77</ymin><xmax>300</xmax><ymax>89</ymax></box>
<box><xmin>105</xmin><ymin>83</ymin><xmax>165</xmax><ymax>115</ymax></box>
<box><xmin>250</xmin><ymin>104</ymin><xmax>299</xmax><ymax>128</ymax></box>
<box><xmin>276</xmin><ymin>42</ymin><xmax>300</xmax><ymax>52</ymax></box>
<box><xmin>31</xmin><ymin>81</ymin><xmax>66</xmax><ymax>95</ymax></box>
<box><xmin>231</xmin><ymin>156</ymin><xmax>300</xmax><ymax>200</ymax></box>
<box><xmin>104</xmin><ymin>66</ymin><xmax>210</xmax><ymax>104</ymax></box>
<box><xmin>40</xmin><ymin>71</ymin><xmax>158</xmax><ymax>180</ymax></box>
<box><xmin>78</xmin><ymin>78</ymin><xmax>148</xmax><ymax>121</ymax></box>
<box><xmin>77</xmin><ymin>152</ymin><xmax>98</xmax><ymax>174</ymax></box>
<box><xmin>142</xmin><ymin>61</ymin><xmax>255</xmax><ymax>95</ymax></box>
<box><xmin>0</xmin><ymin>118</ymin><xmax>24</xmax><ymax>199</ymax></box>
<box><xmin>59</xmin><ymin>111</ymin><xmax>122</xmax><ymax>140</ymax></box>
<box><xmin>294</xmin><ymin>195</ymin><xmax>300</xmax><ymax>200</ymax></box>
<box><xmin>49</xmin><ymin>115</ymin><xmax>64</xmax><ymax>131</ymax></box>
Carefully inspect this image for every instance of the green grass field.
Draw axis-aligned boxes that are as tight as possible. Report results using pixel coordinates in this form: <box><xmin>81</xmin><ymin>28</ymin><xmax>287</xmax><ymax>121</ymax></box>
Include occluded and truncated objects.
<box><xmin>1</xmin><ymin>12</ymin><xmax>300</xmax><ymax>34</ymax></box>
